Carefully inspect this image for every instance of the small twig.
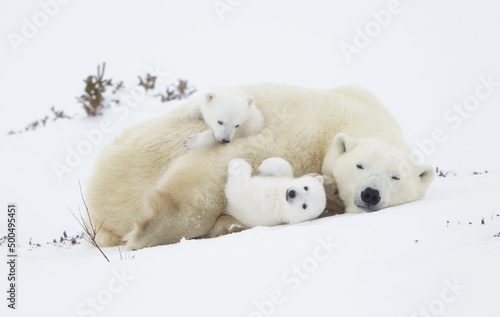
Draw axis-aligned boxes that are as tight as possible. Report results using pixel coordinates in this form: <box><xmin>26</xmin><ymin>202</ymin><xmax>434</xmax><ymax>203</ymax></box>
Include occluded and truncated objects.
<box><xmin>113</xmin><ymin>81</ymin><xmax>124</xmax><ymax>94</ymax></box>
<box><xmin>117</xmin><ymin>245</ymin><xmax>136</xmax><ymax>261</ymax></box>
<box><xmin>118</xmin><ymin>246</ymin><xmax>123</xmax><ymax>260</ymax></box>
<box><xmin>68</xmin><ymin>180</ymin><xmax>110</xmax><ymax>262</ymax></box>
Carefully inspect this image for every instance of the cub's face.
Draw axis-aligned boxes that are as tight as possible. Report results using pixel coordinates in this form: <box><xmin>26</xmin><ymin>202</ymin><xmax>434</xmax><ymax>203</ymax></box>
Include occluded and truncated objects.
<box><xmin>284</xmin><ymin>175</ymin><xmax>326</xmax><ymax>223</ymax></box>
<box><xmin>322</xmin><ymin>133</ymin><xmax>435</xmax><ymax>213</ymax></box>
<box><xmin>201</xmin><ymin>92</ymin><xmax>253</xmax><ymax>144</ymax></box>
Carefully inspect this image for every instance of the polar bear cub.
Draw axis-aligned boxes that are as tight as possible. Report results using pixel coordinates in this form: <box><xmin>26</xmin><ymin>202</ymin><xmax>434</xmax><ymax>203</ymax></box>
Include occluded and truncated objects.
<box><xmin>225</xmin><ymin>158</ymin><xmax>326</xmax><ymax>228</ymax></box>
<box><xmin>184</xmin><ymin>87</ymin><xmax>264</xmax><ymax>150</ymax></box>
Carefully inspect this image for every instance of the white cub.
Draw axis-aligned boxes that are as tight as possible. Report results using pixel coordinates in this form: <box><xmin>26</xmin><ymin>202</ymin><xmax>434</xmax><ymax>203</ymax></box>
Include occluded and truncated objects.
<box><xmin>225</xmin><ymin>158</ymin><xmax>326</xmax><ymax>228</ymax></box>
<box><xmin>184</xmin><ymin>87</ymin><xmax>264</xmax><ymax>150</ymax></box>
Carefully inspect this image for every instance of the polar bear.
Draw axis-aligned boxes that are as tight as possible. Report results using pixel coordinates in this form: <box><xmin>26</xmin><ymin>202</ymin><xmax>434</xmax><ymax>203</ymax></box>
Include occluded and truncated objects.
<box><xmin>322</xmin><ymin>133</ymin><xmax>434</xmax><ymax>213</ymax></box>
<box><xmin>85</xmin><ymin>83</ymin><xmax>435</xmax><ymax>249</ymax></box>
<box><xmin>256</xmin><ymin>157</ymin><xmax>344</xmax><ymax>217</ymax></box>
<box><xmin>201</xmin><ymin>158</ymin><xmax>342</xmax><ymax>238</ymax></box>
<box><xmin>224</xmin><ymin>158</ymin><xmax>326</xmax><ymax>228</ymax></box>
<box><xmin>184</xmin><ymin>87</ymin><xmax>264</xmax><ymax>150</ymax></box>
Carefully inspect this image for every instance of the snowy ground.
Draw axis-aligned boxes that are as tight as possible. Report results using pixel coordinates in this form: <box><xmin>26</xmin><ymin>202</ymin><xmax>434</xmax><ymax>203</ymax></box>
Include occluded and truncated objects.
<box><xmin>1</xmin><ymin>0</ymin><xmax>500</xmax><ymax>316</ymax></box>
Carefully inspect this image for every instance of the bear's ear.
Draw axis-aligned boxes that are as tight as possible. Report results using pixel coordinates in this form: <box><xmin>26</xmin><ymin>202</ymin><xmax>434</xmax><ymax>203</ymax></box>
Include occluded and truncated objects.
<box><xmin>332</xmin><ymin>133</ymin><xmax>353</xmax><ymax>155</ymax></box>
<box><xmin>205</xmin><ymin>92</ymin><xmax>215</xmax><ymax>103</ymax></box>
<box><xmin>314</xmin><ymin>175</ymin><xmax>324</xmax><ymax>185</ymax></box>
<box><xmin>417</xmin><ymin>165</ymin><xmax>436</xmax><ymax>192</ymax></box>
<box><xmin>247</xmin><ymin>96</ymin><xmax>254</xmax><ymax>107</ymax></box>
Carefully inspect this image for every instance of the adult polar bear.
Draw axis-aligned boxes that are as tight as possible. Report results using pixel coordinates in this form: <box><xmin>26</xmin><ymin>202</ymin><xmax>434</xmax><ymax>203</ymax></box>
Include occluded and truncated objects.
<box><xmin>85</xmin><ymin>83</ymin><xmax>435</xmax><ymax>249</ymax></box>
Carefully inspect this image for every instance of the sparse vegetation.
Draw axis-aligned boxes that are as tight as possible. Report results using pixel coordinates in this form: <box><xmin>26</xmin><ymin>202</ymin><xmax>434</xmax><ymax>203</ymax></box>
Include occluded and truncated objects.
<box><xmin>8</xmin><ymin>106</ymin><xmax>71</xmax><ymax>135</ymax></box>
<box><xmin>27</xmin><ymin>231</ymin><xmax>83</xmax><ymax>251</ymax></box>
<box><xmin>138</xmin><ymin>73</ymin><xmax>157</xmax><ymax>91</ymax></box>
<box><xmin>118</xmin><ymin>246</ymin><xmax>136</xmax><ymax>260</ymax></box>
<box><xmin>7</xmin><ymin>63</ymin><xmax>196</xmax><ymax>135</ymax></box>
<box><xmin>157</xmin><ymin>78</ymin><xmax>196</xmax><ymax>102</ymax></box>
<box><xmin>76</xmin><ymin>62</ymin><xmax>113</xmax><ymax>116</ymax></box>
<box><xmin>436</xmin><ymin>167</ymin><xmax>490</xmax><ymax>177</ymax></box>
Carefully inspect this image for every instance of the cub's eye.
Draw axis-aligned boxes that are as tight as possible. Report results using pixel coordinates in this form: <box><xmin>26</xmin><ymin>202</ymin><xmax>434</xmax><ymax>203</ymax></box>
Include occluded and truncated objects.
<box><xmin>235</xmin><ymin>124</ymin><xmax>240</xmax><ymax>128</ymax></box>
<box><xmin>356</xmin><ymin>164</ymin><xmax>363</xmax><ymax>169</ymax></box>
<box><xmin>392</xmin><ymin>176</ymin><xmax>400</xmax><ymax>181</ymax></box>
<box><xmin>218</xmin><ymin>120</ymin><xmax>223</xmax><ymax>125</ymax></box>
<box><xmin>304</xmin><ymin>186</ymin><xmax>308</xmax><ymax>191</ymax></box>
<box><xmin>302</xmin><ymin>204</ymin><xmax>307</xmax><ymax>209</ymax></box>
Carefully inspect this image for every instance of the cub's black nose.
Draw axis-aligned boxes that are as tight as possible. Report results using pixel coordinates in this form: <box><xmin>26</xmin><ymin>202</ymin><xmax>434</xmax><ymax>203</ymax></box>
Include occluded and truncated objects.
<box><xmin>287</xmin><ymin>189</ymin><xmax>296</xmax><ymax>199</ymax></box>
<box><xmin>221</xmin><ymin>139</ymin><xmax>230</xmax><ymax>143</ymax></box>
<box><xmin>361</xmin><ymin>187</ymin><xmax>380</xmax><ymax>205</ymax></box>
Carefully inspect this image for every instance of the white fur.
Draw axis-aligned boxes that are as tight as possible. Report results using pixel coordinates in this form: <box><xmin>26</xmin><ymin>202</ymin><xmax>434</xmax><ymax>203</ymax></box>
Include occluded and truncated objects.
<box><xmin>225</xmin><ymin>158</ymin><xmax>326</xmax><ymax>228</ymax></box>
<box><xmin>184</xmin><ymin>87</ymin><xmax>264</xmax><ymax>150</ymax></box>
<box><xmin>85</xmin><ymin>83</ymin><xmax>436</xmax><ymax>249</ymax></box>
<box><xmin>257</xmin><ymin>157</ymin><xmax>294</xmax><ymax>178</ymax></box>
<box><xmin>322</xmin><ymin>133</ymin><xmax>435</xmax><ymax>213</ymax></box>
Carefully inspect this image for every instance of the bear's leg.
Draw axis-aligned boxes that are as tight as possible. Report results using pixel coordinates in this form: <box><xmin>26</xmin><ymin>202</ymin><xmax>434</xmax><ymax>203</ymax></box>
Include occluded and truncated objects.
<box><xmin>123</xmin><ymin>201</ymin><xmax>223</xmax><ymax>249</ymax></box>
<box><xmin>93</xmin><ymin>226</ymin><xmax>124</xmax><ymax>247</ymax></box>
<box><xmin>124</xmin><ymin>153</ymin><xmax>230</xmax><ymax>249</ymax></box>
<box><xmin>226</xmin><ymin>158</ymin><xmax>253</xmax><ymax>190</ymax></box>
<box><xmin>184</xmin><ymin>129</ymin><xmax>217</xmax><ymax>150</ymax></box>
<box><xmin>257</xmin><ymin>157</ymin><xmax>294</xmax><ymax>177</ymax></box>
<box><xmin>227</xmin><ymin>158</ymin><xmax>252</xmax><ymax>177</ymax></box>
<box><xmin>123</xmin><ymin>212</ymin><xmax>192</xmax><ymax>250</ymax></box>
<box><xmin>198</xmin><ymin>214</ymin><xmax>247</xmax><ymax>238</ymax></box>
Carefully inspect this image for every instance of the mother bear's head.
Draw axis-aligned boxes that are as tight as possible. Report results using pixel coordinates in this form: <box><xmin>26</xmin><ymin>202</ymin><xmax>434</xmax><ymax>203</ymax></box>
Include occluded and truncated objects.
<box><xmin>322</xmin><ymin>133</ymin><xmax>435</xmax><ymax>213</ymax></box>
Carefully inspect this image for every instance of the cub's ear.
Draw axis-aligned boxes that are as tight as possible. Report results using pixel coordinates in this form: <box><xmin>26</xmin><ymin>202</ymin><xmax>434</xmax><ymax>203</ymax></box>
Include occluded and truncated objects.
<box><xmin>332</xmin><ymin>133</ymin><xmax>353</xmax><ymax>155</ymax></box>
<box><xmin>417</xmin><ymin>165</ymin><xmax>436</xmax><ymax>192</ymax></box>
<box><xmin>247</xmin><ymin>96</ymin><xmax>254</xmax><ymax>107</ymax></box>
<box><xmin>205</xmin><ymin>92</ymin><xmax>215</xmax><ymax>103</ymax></box>
<box><xmin>314</xmin><ymin>175</ymin><xmax>324</xmax><ymax>185</ymax></box>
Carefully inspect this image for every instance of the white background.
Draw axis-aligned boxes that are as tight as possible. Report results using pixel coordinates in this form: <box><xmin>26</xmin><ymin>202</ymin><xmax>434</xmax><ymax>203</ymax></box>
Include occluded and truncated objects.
<box><xmin>1</xmin><ymin>1</ymin><xmax>499</xmax><ymax>316</ymax></box>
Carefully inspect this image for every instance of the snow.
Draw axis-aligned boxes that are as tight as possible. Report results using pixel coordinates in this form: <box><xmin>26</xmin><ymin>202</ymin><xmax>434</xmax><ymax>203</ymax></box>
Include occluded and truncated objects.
<box><xmin>1</xmin><ymin>0</ymin><xmax>500</xmax><ymax>316</ymax></box>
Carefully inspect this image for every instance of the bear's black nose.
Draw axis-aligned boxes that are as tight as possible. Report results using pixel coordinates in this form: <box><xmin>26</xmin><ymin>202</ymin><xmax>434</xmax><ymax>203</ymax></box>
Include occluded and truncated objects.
<box><xmin>361</xmin><ymin>187</ymin><xmax>380</xmax><ymax>205</ymax></box>
<box><xmin>287</xmin><ymin>189</ymin><xmax>296</xmax><ymax>199</ymax></box>
<box><xmin>221</xmin><ymin>139</ymin><xmax>230</xmax><ymax>144</ymax></box>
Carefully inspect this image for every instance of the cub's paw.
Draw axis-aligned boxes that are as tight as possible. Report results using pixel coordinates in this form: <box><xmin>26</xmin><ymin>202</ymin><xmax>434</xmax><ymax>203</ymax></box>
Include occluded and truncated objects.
<box><xmin>183</xmin><ymin>134</ymin><xmax>200</xmax><ymax>150</ymax></box>
<box><xmin>257</xmin><ymin>157</ymin><xmax>294</xmax><ymax>178</ymax></box>
<box><xmin>228</xmin><ymin>158</ymin><xmax>252</xmax><ymax>176</ymax></box>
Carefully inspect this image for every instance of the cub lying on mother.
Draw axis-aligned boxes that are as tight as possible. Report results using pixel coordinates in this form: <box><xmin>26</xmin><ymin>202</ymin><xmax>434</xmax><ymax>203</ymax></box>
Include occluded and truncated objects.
<box><xmin>225</xmin><ymin>157</ymin><xmax>327</xmax><ymax>228</ymax></box>
<box><xmin>85</xmin><ymin>83</ymin><xmax>435</xmax><ymax>249</ymax></box>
